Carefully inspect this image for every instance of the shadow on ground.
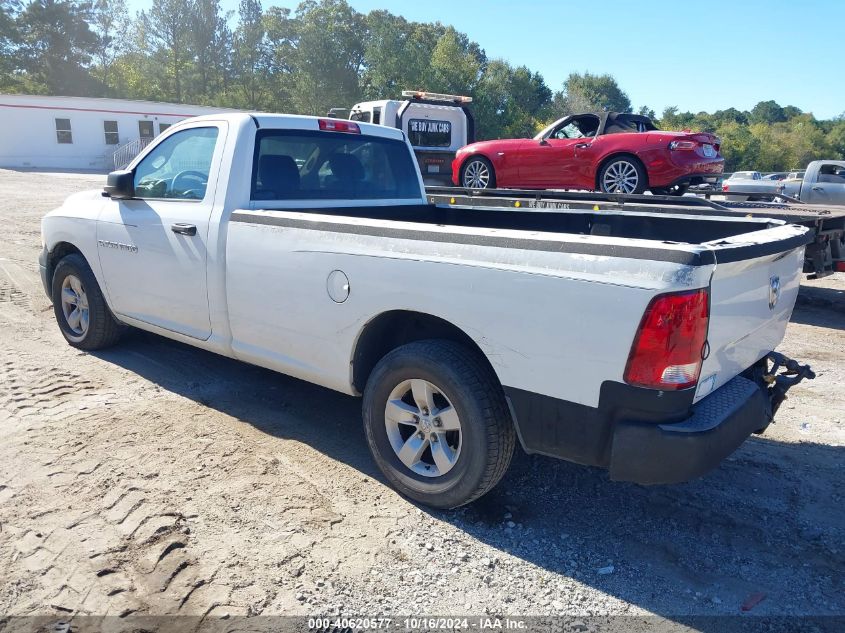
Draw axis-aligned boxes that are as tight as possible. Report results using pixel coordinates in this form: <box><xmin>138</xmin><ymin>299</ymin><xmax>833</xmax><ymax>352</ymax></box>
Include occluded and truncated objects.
<box><xmin>792</xmin><ymin>285</ymin><xmax>845</xmax><ymax>330</ymax></box>
<box><xmin>92</xmin><ymin>328</ymin><xmax>844</xmax><ymax>625</ymax></box>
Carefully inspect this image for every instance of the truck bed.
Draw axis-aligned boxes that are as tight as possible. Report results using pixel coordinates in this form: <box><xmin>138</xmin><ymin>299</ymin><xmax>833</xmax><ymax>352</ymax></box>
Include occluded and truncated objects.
<box><xmin>249</xmin><ymin>199</ymin><xmax>807</xmax><ymax>252</ymax></box>
<box><xmin>425</xmin><ymin>186</ymin><xmax>845</xmax><ymax>276</ymax></box>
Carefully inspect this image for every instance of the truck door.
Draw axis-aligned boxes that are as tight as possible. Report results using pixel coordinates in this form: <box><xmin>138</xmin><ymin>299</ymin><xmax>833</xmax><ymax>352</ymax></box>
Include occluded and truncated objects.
<box><xmin>96</xmin><ymin>122</ymin><xmax>226</xmax><ymax>340</ymax></box>
<box><xmin>804</xmin><ymin>163</ymin><xmax>845</xmax><ymax>204</ymax></box>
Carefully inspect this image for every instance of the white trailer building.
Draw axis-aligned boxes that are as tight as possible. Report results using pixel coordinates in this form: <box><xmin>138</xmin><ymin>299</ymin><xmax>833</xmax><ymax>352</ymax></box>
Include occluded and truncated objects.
<box><xmin>0</xmin><ymin>94</ymin><xmax>236</xmax><ymax>171</ymax></box>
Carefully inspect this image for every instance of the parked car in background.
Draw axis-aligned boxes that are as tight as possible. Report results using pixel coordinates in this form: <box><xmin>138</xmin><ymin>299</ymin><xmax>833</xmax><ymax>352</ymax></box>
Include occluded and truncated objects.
<box><xmin>724</xmin><ymin>161</ymin><xmax>845</xmax><ymax>205</ymax></box>
<box><xmin>721</xmin><ymin>171</ymin><xmax>780</xmax><ymax>200</ymax></box>
<box><xmin>452</xmin><ymin>112</ymin><xmax>724</xmax><ymax>195</ymax></box>
<box><xmin>727</xmin><ymin>171</ymin><xmax>763</xmax><ymax>181</ymax></box>
<box><xmin>781</xmin><ymin>160</ymin><xmax>845</xmax><ymax>204</ymax></box>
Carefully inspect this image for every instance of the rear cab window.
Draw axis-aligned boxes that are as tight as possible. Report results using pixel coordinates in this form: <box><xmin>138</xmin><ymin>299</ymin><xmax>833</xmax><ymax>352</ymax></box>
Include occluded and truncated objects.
<box><xmin>251</xmin><ymin>129</ymin><xmax>422</xmax><ymax>201</ymax></box>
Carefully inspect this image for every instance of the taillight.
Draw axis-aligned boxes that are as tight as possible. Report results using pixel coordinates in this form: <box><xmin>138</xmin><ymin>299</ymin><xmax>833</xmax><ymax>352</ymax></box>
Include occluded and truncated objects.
<box><xmin>624</xmin><ymin>289</ymin><xmax>710</xmax><ymax>391</ymax></box>
<box><xmin>318</xmin><ymin>119</ymin><xmax>360</xmax><ymax>133</ymax></box>
<box><xmin>722</xmin><ymin>184</ymin><xmax>729</xmax><ymax>192</ymax></box>
<box><xmin>668</xmin><ymin>140</ymin><xmax>696</xmax><ymax>150</ymax></box>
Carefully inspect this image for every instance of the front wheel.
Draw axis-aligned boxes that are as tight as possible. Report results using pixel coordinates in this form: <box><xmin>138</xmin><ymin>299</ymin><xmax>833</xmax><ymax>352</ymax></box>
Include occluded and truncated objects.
<box><xmin>599</xmin><ymin>157</ymin><xmax>647</xmax><ymax>194</ymax></box>
<box><xmin>362</xmin><ymin>340</ymin><xmax>515</xmax><ymax>509</ymax></box>
<box><xmin>52</xmin><ymin>253</ymin><xmax>125</xmax><ymax>350</ymax></box>
<box><xmin>460</xmin><ymin>156</ymin><xmax>496</xmax><ymax>189</ymax></box>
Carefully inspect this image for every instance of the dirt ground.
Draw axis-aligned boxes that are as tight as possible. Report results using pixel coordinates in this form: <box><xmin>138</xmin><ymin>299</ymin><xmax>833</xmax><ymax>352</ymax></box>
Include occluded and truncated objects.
<box><xmin>0</xmin><ymin>169</ymin><xmax>843</xmax><ymax>628</ymax></box>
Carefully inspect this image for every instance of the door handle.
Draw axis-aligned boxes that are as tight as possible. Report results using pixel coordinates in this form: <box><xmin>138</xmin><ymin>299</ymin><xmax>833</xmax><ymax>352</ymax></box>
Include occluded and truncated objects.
<box><xmin>575</xmin><ymin>143</ymin><xmax>592</xmax><ymax>149</ymax></box>
<box><xmin>171</xmin><ymin>223</ymin><xmax>197</xmax><ymax>236</ymax></box>
<box><xmin>811</xmin><ymin>186</ymin><xmax>823</xmax><ymax>191</ymax></box>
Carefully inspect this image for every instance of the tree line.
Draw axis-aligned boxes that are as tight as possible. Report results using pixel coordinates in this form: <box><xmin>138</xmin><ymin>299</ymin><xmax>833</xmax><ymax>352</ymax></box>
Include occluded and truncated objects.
<box><xmin>2</xmin><ymin>0</ymin><xmax>844</xmax><ymax>171</ymax></box>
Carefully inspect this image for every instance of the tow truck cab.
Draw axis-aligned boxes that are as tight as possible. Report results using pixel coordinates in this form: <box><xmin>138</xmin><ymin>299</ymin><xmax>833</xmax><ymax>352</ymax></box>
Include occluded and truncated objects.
<box><xmin>345</xmin><ymin>91</ymin><xmax>475</xmax><ymax>186</ymax></box>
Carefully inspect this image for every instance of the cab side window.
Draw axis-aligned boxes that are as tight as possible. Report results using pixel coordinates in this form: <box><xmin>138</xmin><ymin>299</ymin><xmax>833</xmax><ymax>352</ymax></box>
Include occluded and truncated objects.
<box><xmin>133</xmin><ymin>127</ymin><xmax>219</xmax><ymax>200</ymax></box>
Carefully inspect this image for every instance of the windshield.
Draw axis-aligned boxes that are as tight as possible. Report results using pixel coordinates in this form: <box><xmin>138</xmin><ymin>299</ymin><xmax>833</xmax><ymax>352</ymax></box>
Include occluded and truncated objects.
<box><xmin>535</xmin><ymin>115</ymin><xmax>601</xmax><ymax>140</ymax></box>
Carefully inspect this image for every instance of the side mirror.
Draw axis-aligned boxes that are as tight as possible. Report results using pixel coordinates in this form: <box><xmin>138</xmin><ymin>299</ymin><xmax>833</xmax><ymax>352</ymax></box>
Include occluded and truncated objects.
<box><xmin>104</xmin><ymin>170</ymin><xmax>135</xmax><ymax>199</ymax></box>
<box><xmin>538</xmin><ymin>138</ymin><xmax>550</xmax><ymax>146</ymax></box>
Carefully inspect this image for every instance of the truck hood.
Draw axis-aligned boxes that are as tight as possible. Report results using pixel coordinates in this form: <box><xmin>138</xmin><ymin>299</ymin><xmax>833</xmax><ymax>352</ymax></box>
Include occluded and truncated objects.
<box><xmin>45</xmin><ymin>189</ymin><xmax>107</xmax><ymax>220</ymax></box>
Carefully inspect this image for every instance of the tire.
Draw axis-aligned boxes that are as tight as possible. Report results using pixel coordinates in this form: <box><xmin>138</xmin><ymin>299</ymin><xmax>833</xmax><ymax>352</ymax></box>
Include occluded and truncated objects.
<box><xmin>460</xmin><ymin>156</ymin><xmax>496</xmax><ymax>189</ymax></box>
<box><xmin>52</xmin><ymin>253</ymin><xmax>125</xmax><ymax>350</ymax></box>
<box><xmin>598</xmin><ymin>156</ymin><xmax>647</xmax><ymax>194</ymax></box>
<box><xmin>362</xmin><ymin>340</ymin><xmax>515</xmax><ymax>509</ymax></box>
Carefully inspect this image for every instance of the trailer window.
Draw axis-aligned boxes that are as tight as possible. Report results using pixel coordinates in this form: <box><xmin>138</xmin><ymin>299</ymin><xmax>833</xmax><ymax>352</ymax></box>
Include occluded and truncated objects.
<box><xmin>350</xmin><ymin>110</ymin><xmax>371</xmax><ymax>123</ymax></box>
<box><xmin>408</xmin><ymin>119</ymin><xmax>451</xmax><ymax>147</ymax></box>
<box><xmin>55</xmin><ymin>119</ymin><xmax>72</xmax><ymax>144</ymax></box>
<box><xmin>252</xmin><ymin>130</ymin><xmax>421</xmax><ymax>201</ymax></box>
<box><xmin>138</xmin><ymin>120</ymin><xmax>154</xmax><ymax>139</ymax></box>
<box><xmin>104</xmin><ymin>120</ymin><xmax>119</xmax><ymax>145</ymax></box>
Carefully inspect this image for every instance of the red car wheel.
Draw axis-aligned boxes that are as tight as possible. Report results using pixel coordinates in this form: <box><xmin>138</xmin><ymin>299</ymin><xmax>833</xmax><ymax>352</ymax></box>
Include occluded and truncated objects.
<box><xmin>599</xmin><ymin>157</ymin><xmax>647</xmax><ymax>194</ymax></box>
<box><xmin>461</xmin><ymin>157</ymin><xmax>496</xmax><ymax>189</ymax></box>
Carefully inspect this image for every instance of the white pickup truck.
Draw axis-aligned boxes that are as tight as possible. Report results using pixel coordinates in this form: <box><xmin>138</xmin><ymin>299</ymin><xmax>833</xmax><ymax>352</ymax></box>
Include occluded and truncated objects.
<box><xmin>40</xmin><ymin>113</ymin><xmax>815</xmax><ymax>508</ymax></box>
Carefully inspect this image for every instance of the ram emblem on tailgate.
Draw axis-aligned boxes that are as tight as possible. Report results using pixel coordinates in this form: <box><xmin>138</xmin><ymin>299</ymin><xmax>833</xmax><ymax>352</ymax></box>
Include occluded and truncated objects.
<box><xmin>769</xmin><ymin>276</ymin><xmax>781</xmax><ymax>310</ymax></box>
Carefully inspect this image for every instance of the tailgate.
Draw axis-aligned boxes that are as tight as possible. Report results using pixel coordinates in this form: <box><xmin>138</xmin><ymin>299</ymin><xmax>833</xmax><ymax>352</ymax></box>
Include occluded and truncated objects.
<box><xmin>694</xmin><ymin>224</ymin><xmax>811</xmax><ymax>402</ymax></box>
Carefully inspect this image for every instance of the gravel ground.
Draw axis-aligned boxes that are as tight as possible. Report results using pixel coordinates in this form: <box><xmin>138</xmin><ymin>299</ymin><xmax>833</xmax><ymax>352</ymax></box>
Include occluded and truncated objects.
<box><xmin>0</xmin><ymin>169</ymin><xmax>843</xmax><ymax>628</ymax></box>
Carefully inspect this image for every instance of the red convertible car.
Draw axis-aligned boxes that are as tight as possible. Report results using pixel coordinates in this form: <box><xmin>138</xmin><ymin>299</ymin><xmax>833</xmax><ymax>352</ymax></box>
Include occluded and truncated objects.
<box><xmin>451</xmin><ymin>112</ymin><xmax>724</xmax><ymax>195</ymax></box>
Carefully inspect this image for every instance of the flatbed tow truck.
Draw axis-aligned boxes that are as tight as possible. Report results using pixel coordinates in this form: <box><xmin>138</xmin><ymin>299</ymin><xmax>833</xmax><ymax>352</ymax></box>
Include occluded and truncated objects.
<box><xmin>426</xmin><ymin>186</ymin><xmax>845</xmax><ymax>278</ymax></box>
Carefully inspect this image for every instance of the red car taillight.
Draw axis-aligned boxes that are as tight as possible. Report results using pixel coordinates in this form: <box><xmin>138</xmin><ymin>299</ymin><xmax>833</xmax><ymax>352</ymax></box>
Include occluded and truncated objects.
<box><xmin>624</xmin><ymin>289</ymin><xmax>710</xmax><ymax>391</ymax></box>
<box><xmin>722</xmin><ymin>184</ymin><xmax>729</xmax><ymax>192</ymax></box>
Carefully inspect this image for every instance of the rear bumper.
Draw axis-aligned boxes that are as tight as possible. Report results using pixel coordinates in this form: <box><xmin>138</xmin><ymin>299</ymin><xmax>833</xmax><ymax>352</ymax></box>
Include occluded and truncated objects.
<box><xmin>609</xmin><ymin>376</ymin><xmax>767</xmax><ymax>484</ymax></box>
<box><xmin>647</xmin><ymin>151</ymin><xmax>724</xmax><ymax>188</ymax></box>
<box><xmin>506</xmin><ymin>361</ymin><xmax>811</xmax><ymax>486</ymax></box>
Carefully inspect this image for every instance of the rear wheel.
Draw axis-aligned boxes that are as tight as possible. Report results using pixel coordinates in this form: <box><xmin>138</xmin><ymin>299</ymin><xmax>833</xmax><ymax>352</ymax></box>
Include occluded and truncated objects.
<box><xmin>599</xmin><ymin>157</ymin><xmax>646</xmax><ymax>194</ymax></box>
<box><xmin>461</xmin><ymin>156</ymin><xmax>496</xmax><ymax>189</ymax></box>
<box><xmin>362</xmin><ymin>340</ymin><xmax>515</xmax><ymax>509</ymax></box>
<box><xmin>52</xmin><ymin>253</ymin><xmax>125</xmax><ymax>350</ymax></box>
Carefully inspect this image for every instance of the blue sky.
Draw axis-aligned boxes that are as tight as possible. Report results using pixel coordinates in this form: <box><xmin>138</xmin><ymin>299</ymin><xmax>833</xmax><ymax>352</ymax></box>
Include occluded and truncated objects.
<box><xmin>127</xmin><ymin>0</ymin><xmax>845</xmax><ymax>119</ymax></box>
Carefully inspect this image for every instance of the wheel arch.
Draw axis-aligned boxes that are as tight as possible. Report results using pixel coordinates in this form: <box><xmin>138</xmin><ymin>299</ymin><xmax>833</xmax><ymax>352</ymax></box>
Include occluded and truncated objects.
<box><xmin>46</xmin><ymin>242</ymin><xmax>86</xmax><ymax>286</ymax></box>
<box><xmin>594</xmin><ymin>152</ymin><xmax>648</xmax><ymax>190</ymax></box>
<box><xmin>351</xmin><ymin>310</ymin><xmax>499</xmax><ymax>394</ymax></box>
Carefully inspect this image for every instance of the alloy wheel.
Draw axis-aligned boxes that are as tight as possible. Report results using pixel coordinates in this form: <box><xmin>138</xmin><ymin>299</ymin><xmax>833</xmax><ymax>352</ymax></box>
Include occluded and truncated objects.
<box><xmin>463</xmin><ymin>160</ymin><xmax>491</xmax><ymax>188</ymax></box>
<box><xmin>384</xmin><ymin>378</ymin><xmax>462</xmax><ymax>477</ymax></box>
<box><xmin>602</xmin><ymin>160</ymin><xmax>639</xmax><ymax>193</ymax></box>
<box><xmin>60</xmin><ymin>274</ymin><xmax>89</xmax><ymax>339</ymax></box>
